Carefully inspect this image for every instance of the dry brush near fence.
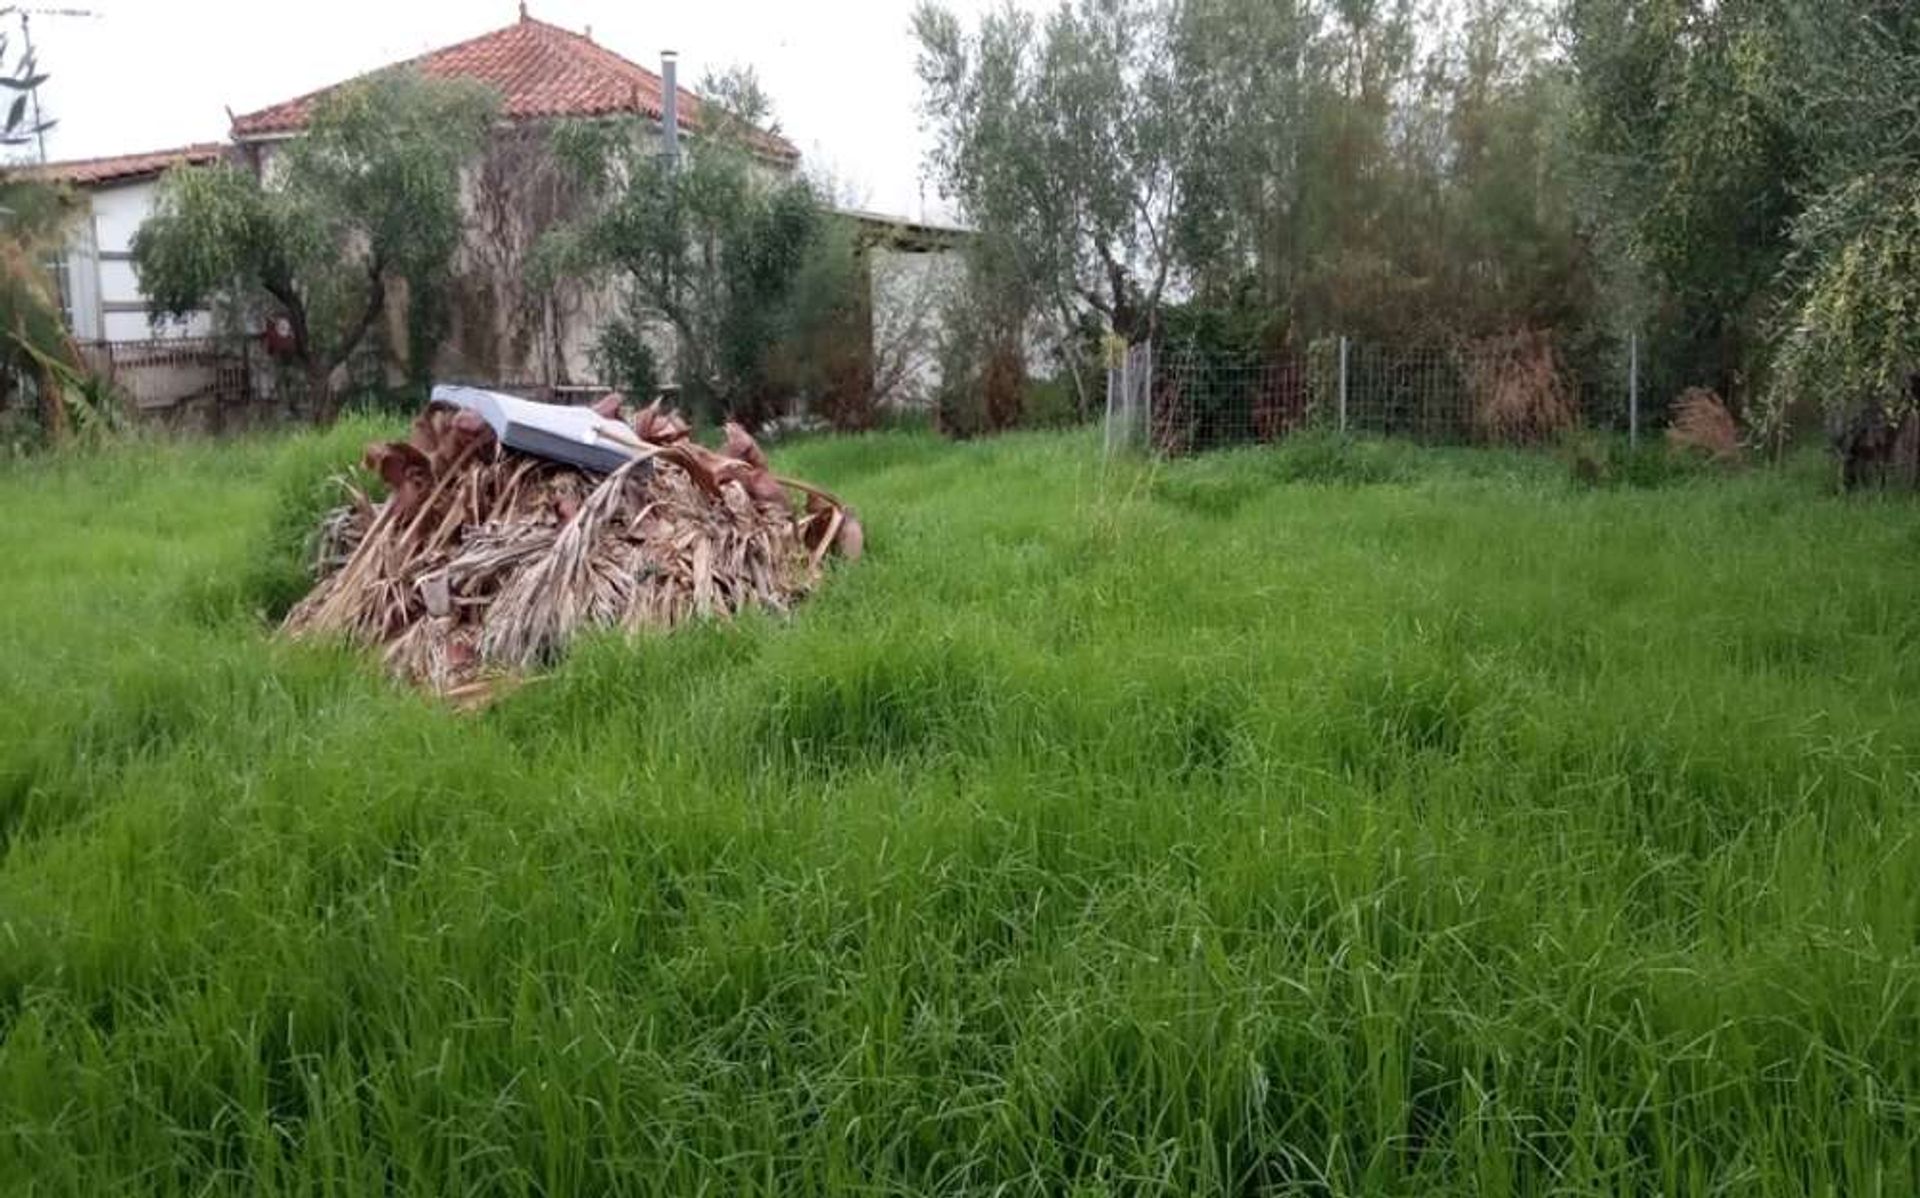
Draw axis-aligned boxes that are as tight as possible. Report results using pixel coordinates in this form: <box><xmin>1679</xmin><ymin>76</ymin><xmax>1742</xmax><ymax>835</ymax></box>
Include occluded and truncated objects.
<box><xmin>1463</xmin><ymin>329</ymin><xmax>1579</xmax><ymax>446</ymax></box>
<box><xmin>1667</xmin><ymin>387</ymin><xmax>1743</xmax><ymax>463</ymax></box>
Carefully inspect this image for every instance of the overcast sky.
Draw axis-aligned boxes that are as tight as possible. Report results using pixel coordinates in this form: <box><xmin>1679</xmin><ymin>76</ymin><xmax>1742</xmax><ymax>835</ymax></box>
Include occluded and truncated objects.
<box><xmin>11</xmin><ymin>0</ymin><xmax>1042</xmax><ymax>220</ymax></box>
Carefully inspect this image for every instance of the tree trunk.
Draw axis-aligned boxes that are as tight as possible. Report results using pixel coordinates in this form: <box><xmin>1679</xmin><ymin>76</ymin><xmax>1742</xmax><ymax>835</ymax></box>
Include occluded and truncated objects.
<box><xmin>306</xmin><ymin>357</ymin><xmax>339</xmax><ymax>426</ymax></box>
<box><xmin>1835</xmin><ymin>395</ymin><xmax>1920</xmax><ymax>491</ymax></box>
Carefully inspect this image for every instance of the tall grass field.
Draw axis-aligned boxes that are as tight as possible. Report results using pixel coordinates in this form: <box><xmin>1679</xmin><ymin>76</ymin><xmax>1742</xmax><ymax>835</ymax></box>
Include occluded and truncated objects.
<box><xmin>2</xmin><ymin>425</ymin><xmax>1916</xmax><ymax>1195</ymax></box>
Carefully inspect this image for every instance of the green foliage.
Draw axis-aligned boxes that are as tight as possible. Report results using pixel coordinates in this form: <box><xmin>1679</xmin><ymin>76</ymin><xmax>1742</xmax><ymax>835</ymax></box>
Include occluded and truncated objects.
<box><xmin>920</xmin><ymin>0</ymin><xmax>1596</xmax><ymax>366</ymax></box>
<box><xmin>3</xmin><ymin>428</ymin><xmax>1919</xmax><ymax>1192</ymax></box>
<box><xmin>769</xmin><ymin>218</ymin><xmax>875</xmax><ymax>430</ymax></box>
<box><xmin>930</xmin><ymin>236</ymin><xmax>1028</xmax><ymax>437</ymax></box>
<box><xmin>549</xmin><ymin>83</ymin><xmax>858</xmax><ymax>430</ymax></box>
<box><xmin>1566</xmin><ymin>0</ymin><xmax>1805</xmax><ymax>411</ymax></box>
<box><xmin>1765</xmin><ymin>5</ymin><xmax>1920</xmax><ymax>432</ymax></box>
<box><xmin>231</xmin><ymin>416</ymin><xmax>392</xmax><ymax>621</ymax></box>
<box><xmin>1561</xmin><ymin>427</ymin><xmax>1719</xmax><ymax>489</ymax></box>
<box><xmin>0</xmin><ymin>9</ymin><xmax>90</xmax><ymax>448</ymax></box>
<box><xmin>340</xmin><ymin>381</ymin><xmax>430</xmax><ymax>420</ymax></box>
<box><xmin>1157</xmin><ymin>293</ymin><xmax>1280</xmax><ymax>363</ymax></box>
<box><xmin>132</xmin><ymin>164</ymin><xmax>282</xmax><ymax>320</ymax></box>
<box><xmin>590</xmin><ymin>306</ymin><xmax>661</xmax><ymax>400</ymax></box>
<box><xmin>1771</xmin><ymin>178</ymin><xmax>1920</xmax><ymax>428</ymax></box>
<box><xmin>1566</xmin><ymin>1</ymin><xmax>1920</xmax><ymax>442</ymax></box>
<box><xmin>132</xmin><ymin>71</ymin><xmax>497</xmax><ymax>423</ymax></box>
<box><xmin>0</xmin><ymin>177</ymin><xmax>88</xmax><ymax>447</ymax></box>
<box><xmin>1020</xmin><ymin>375</ymin><xmax>1081</xmax><ymax>428</ymax></box>
<box><xmin>1151</xmin><ymin>432</ymin><xmax>1420</xmax><ymax>508</ymax></box>
<box><xmin>915</xmin><ymin>0</ymin><xmax>1193</xmax><ymax>343</ymax></box>
<box><xmin>920</xmin><ymin>0</ymin><xmax>1908</xmax><ymax>453</ymax></box>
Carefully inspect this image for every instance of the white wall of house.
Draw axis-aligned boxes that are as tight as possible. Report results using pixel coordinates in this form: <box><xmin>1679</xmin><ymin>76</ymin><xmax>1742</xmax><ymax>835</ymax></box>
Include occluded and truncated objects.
<box><xmin>56</xmin><ymin>209</ymin><xmax>101</xmax><ymax>342</ymax></box>
<box><xmin>60</xmin><ymin>179</ymin><xmax>214</xmax><ymax>343</ymax></box>
<box><xmin>867</xmin><ymin>243</ymin><xmax>963</xmax><ymax>409</ymax></box>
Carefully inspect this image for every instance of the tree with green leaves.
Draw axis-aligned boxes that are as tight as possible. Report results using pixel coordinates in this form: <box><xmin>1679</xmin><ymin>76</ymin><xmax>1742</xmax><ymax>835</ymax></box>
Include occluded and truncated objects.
<box><xmin>1565</xmin><ymin>0</ymin><xmax>1805</xmax><ymax>411</ymax></box>
<box><xmin>1167</xmin><ymin>0</ymin><xmax>1316</xmax><ymax>313</ymax></box>
<box><xmin>133</xmin><ymin>71</ymin><xmax>497</xmax><ymax>424</ymax></box>
<box><xmin>1566</xmin><ymin>0</ymin><xmax>1920</xmax><ymax>472</ymax></box>
<box><xmin>1765</xmin><ymin>2</ymin><xmax>1920</xmax><ymax>465</ymax></box>
<box><xmin>548</xmin><ymin>69</ymin><xmax>848</xmax><ymax>429</ymax></box>
<box><xmin>930</xmin><ymin>230</ymin><xmax>1038</xmax><ymax>437</ymax></box>
<box><xmin>919</xmin><ymin>0</ymin><xmax>1591</xmax><ymax>376</ymax></box>
<box><xmin>915</xmin><ymin>0</ymin><xmax>1197</xmax><ymax>350</ymax></box>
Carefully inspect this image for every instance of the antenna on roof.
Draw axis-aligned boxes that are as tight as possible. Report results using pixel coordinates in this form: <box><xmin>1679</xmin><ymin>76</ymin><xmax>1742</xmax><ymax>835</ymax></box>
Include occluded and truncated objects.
<box><xmin>16</xmin><ymin>6</ymin><xmax>105</xmax><ymax>163</ymax></box>
<box><xmin>517</xmin><ymin>1</ymin><xmax>528</xmax><ymax>22</ymax></box>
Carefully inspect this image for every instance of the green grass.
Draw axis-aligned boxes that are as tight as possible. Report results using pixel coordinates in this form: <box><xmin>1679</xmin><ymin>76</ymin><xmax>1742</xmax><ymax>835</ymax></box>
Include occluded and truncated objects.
<box><xmin>1</xmin><ymin>427</ymin><xmax>1916</xmax><ymax>1195</ymax></box>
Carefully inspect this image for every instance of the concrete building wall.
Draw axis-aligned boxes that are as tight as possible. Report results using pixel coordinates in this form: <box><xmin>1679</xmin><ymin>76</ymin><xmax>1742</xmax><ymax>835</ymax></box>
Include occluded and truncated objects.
<box><xmin>62</xmin><ymin>179</ymin><xmax>213</xmax><ymax>343</ymax></box>
<box><xmin>866</xmin><ymin>244</ymin><xmax>963</xmax><ymax>409</ymax></box>
<box><xmin>432</xmin><ymin>121</ymin><xmax>716</xmax><ymax>393</ymax></box>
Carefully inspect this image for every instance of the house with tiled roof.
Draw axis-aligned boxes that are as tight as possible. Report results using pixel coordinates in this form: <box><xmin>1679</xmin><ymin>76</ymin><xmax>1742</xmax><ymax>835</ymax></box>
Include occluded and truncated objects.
<box><xmin>35</xmin><ymin>7</ymin><xmax>797</xmax><ymax>383</ymax></box>
<box><xmin>224</xmin><ymin>6</ymin><xmax>801</xmax><ymax>389</ymax></box>
<box><xmin>226</xmin><ymin>8</ymin><xmax>796</xmax><ymax>163</ymax></box>
<box><xmin>32</xmin><ymin>6</ymin><xmax>966</xmax><ymax>415</ymax></box>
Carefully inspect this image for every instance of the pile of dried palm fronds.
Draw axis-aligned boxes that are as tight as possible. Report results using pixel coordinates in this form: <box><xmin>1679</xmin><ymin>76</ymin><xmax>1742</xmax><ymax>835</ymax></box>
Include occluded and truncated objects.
<box><xmin>283</xmin><ymin>395</ymin><xmax>862</xmax><ymax>700</ymax></box>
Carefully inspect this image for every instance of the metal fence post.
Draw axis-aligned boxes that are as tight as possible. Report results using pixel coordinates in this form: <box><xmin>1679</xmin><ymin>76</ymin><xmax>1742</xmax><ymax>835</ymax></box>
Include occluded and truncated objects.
<box><xmin>1337</xmin><ymin>335</ymin><xmax>1349</xmax><ymax>435</ymax></box>
<box><xmin>1142</xmin><ymin>340</ymin><xmax>1154</xmax><ymax>452</ymax></box>
<box><xmin>1103</xmin><ymin>359</ymin><xmax>1117</xmax><ymax>458</ymax></box>
<box><xmin>1628</xmin><ymin>331</ymin><xmax>1640</xmax><ymax>449</ymax></box>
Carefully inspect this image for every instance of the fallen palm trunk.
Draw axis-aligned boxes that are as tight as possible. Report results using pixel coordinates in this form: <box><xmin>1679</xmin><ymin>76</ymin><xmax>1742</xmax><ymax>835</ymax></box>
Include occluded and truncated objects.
<box><xmin>283</xmin><ymin>395</ymin><xmax>861</xmax><ymax>697</ymax></box>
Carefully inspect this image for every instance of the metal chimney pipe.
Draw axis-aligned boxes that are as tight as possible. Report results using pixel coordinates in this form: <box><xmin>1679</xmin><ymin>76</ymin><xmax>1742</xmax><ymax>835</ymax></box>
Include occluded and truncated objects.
<box><xmin>660</xmin><ymin>51</ymin><xmax>680</xmax><ymax>167</ymax></box>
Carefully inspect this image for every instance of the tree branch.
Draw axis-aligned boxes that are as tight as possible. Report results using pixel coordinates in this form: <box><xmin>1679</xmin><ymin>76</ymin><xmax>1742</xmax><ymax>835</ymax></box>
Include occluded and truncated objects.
<box><xmin>326</xmin><ymin>256</ymin><xmax>389</xmax><ymax>374</ymax></box>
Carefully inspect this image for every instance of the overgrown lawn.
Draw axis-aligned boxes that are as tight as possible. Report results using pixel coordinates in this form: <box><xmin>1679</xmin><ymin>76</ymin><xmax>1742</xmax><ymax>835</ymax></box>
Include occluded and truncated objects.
<box><xmin>1</xmin><ymin>427</ymin><xmax>1915</xmax><ymax>1194</ymax></box>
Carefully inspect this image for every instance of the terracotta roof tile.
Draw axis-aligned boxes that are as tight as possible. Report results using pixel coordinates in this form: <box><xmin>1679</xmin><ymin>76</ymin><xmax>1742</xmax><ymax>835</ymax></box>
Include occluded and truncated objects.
<box><xmin>229</xmin><ymin>15</ymin><xmax>797</xmax><ymax>160</ymax></box>
<box><xmin>15</xmin><ymin>142</ymin><xmax>227</xmax><ymax>187</ymax></box>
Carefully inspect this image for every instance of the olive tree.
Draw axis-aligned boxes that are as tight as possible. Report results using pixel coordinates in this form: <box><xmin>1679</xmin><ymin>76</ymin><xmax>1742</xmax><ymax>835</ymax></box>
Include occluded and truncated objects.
<box><xmin>547</xmin><ymin>69</ymin><xmax>851</xmax><ymax>430</ymax></box>
<box><xmin>915</xmin><ymin>0</ymin><xmax>1200</xmax><ymax>348</ymax></box>
<box><xmin>134</xmin><ymin>71</ymin><xmax>496</xmax><ymax>423</ymax></box>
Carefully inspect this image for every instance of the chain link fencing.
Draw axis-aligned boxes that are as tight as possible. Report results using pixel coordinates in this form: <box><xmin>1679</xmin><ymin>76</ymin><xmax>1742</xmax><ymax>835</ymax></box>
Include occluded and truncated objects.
<box><xmin>1107</xmin><ymin>331</ymin><xmax>1649</xmax><ymax>458</ymax></box>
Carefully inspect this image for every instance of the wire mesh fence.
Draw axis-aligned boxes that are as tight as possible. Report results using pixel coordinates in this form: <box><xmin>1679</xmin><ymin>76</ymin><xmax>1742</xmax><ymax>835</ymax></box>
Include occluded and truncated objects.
<box><xmin>1110</xmin><ymin>331</ymin><xmax>1642</xmax><ymax>458</ymax></box>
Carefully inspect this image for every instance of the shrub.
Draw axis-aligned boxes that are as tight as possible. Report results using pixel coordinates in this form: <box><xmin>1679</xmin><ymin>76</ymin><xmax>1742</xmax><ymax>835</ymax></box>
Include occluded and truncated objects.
<box><xmin>591</xmin><ymin>310</ymin><xmax>662</xmax><ymax>402</ymax></box>
<box><xmin>1021</xmin><ymin>375</ymin><xmax>1082</xmax><ymax>429</ymax></box>
<box><xmin>934</xmin><ymin>327</ymin><xmax>1025</xmax><ymax>440</ymax></box>
<box><xmin>1564</xmin><ymin>429</ymin><xmax>1712</xmax><ymax>490</ymax></box>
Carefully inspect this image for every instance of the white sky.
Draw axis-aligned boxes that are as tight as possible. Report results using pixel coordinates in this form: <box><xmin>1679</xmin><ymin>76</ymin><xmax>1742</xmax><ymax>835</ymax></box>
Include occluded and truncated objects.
<box><xmin>10</xmin><ymin>0</ymin><xmax>1042</xmax><ymax>221</ymax></box>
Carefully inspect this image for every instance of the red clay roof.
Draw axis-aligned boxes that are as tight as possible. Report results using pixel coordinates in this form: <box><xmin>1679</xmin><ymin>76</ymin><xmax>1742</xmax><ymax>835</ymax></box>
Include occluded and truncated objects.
<box><xmin>16</xmin><ymin>142</ymin><xmax>227</xmax><ymax>187</ymax></box>
<box><xmin>229</xmin><ymin>14</ymin><xmax>798</xmax><ymax>160</ymax></box>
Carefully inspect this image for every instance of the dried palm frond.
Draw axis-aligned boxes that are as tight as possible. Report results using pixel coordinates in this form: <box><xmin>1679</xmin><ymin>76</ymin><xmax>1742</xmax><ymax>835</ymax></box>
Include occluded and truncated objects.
<box><xmin>281</xmin><ymin>396</ymin><xmax>860</xmax><ymax>696</ymax></box>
